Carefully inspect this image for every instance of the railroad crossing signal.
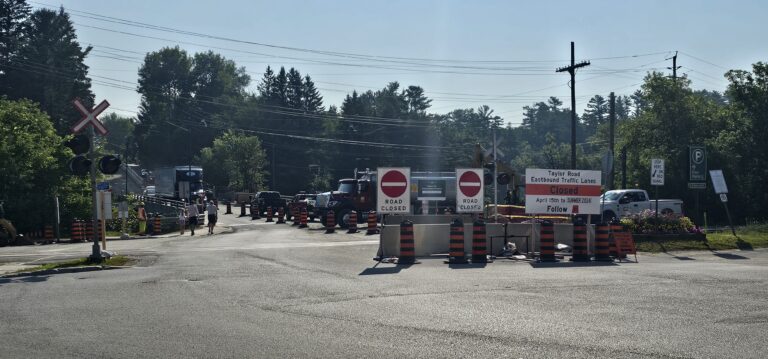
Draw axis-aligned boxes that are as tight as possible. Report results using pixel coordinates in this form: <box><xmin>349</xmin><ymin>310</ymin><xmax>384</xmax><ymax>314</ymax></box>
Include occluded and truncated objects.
<box><xmin>71</xmin><ymin>99</ymin><xmax>109</xmax><ymax>136</ymax></box>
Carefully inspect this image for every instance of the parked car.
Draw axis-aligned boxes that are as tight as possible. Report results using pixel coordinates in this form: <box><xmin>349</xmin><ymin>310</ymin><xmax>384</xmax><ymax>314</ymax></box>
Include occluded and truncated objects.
<box><xmin>251</xmin><ymin>191</ymin><xmax>287</xmax><ymax>215</ymax></box>
<box><xmin>600</xmin><ymin>189</ymin><xmax>684</xmax><ymax>221</ymax></box>
<box><xmin>287</xmin><ymin>193</ymin><xmax>317</xmax><ymax>221</ymax></box>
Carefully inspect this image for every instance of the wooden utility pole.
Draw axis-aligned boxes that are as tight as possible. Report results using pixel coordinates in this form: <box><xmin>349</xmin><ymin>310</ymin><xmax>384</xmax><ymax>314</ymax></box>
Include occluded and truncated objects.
<box><xmin>556</xmin><ymin>42</ymin><xmax>591</xmax><ymax>169</ymax></box>
<box><xmin>668</xmin><ymin>51</ymin><xmax>681</xmax><ymax>82</ymax></box>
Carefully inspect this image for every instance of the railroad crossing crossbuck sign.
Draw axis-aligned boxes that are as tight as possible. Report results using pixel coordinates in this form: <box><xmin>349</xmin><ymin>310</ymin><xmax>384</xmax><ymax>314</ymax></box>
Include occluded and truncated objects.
<box><xmin>456</xmin><ymin>169</ymin><xmax>484</xmax><ymax>213</ymax></box>
<box><xmin>377</xmin><ymin>167</ymin><xmax>410</xmax><ymax>214</ymax></box>
<box><xmin>71</xmin><ymin>99</ymin><xmax>110</xmax><ymax>135</ymax></box>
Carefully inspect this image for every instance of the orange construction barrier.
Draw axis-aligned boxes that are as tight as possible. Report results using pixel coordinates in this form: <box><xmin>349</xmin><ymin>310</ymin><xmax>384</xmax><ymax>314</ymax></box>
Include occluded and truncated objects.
<box><xmin>472</xmin><ymin>219</ymin><xmax>488</xmax><ymax>263</ymax></box>
<box><xmin>299</xmin><ymin>208</ymin><xmax>308</xmax><ymax>228</ymax></box>
<box><xmin>398</xmin><ymin>220</ymin><xmax>415</xmax><ymax>264</ymax></box>
<box><xmin>266</xmin><ymin>206</ymin><xmax>273</xmax><ymax>222</ymax></box>
<box><xmin>447</xmin><ymin>218</ymin><xmax>468</xmax><ymax>264</ymax></box>
<box><xmin>44</xmin><ymin>225</ymin><xmax>54</xmax><ymax>243</ymax></box>
<box><xmin>85</xmin><ymin>220</ymin><xmax>94</xmax><ymax>242</ymax></box>
<box><xmin>538</xmin><ymin>220</ymin><xmax>557</xmax><ymax>262</ymax></box>
<box><xmin>572</xmin><ymin>218</ymin><xmax>589</xmax><ymax>262</ymax></box>
<box><xmin>292</xmin><ymin>207</ymin><xmax>300</xmax><ymax>226</ymax></box>
<box><xmin>613</xmin><ymin>232</ymin><xmax>638</xmax><ymax>263</ymax></box>
<box><xmin>276</xmin><ymin>207</ymin><xmax>285</xmax><ymax>224</ymax></box>
<box><xmin>609</xmin><ymin>220</ymin><xmax>626</xmax><ymax>259</ymax></box>
<box><xmin>154</xmin><ymin>215</ymin><xmax>162</xmax><ymax>234</ymax></box>
<box><xmin>325</xmin><ymin>210</ymin><xmax>336</xmax><ymax>233</ymax></box>
<box><xmin>347</xmin><ymin>211</ymin><xmax>358</xmax><ymax>233</ymax></box>
<box><xmin>595</xmin><ymin>223</ymin><xmax>612</xmax><ymax>262</ymax></box>
<box><xmin>366</xmin><ymin>211</ymin><xmax>378</xmax><ymax>235</ymax></box>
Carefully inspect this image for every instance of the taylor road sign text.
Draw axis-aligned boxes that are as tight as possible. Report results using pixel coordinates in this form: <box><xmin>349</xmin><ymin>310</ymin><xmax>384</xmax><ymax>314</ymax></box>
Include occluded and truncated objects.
<box><xmin>525</xmin><ymin>168</ymin><xmax>602</xmax><ymax>215</ymax></box>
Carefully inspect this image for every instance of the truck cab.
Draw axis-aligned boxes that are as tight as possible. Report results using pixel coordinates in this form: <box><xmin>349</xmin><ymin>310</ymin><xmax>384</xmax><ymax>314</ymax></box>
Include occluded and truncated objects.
<box><xmin>316</xmin><ymin>178</ymin><xmax>375</xmax><ymax>228</ymax></box>
<box><xmin>601</xmin><ymin>189</ymin><xmax>684</xmax><ymax>220</ymax></box>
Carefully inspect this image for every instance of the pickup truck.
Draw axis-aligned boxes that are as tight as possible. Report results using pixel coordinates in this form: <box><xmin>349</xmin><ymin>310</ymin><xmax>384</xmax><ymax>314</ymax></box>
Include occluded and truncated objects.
<box><xmin>600</xmin><ymin>189</ymin><xmax>684</xmax><ymax>220</ymax></box>
<box><xmin>251</xmin><ymin>191</ymin><xmax>287</xmax><ymax>215</ymax></box>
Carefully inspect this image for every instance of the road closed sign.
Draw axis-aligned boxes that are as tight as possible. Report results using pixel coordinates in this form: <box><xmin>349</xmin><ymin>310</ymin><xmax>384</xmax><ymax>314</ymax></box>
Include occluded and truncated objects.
<box><xmin>456</xmin><ymin>168</ymin><xmax>484</xmax><ymax>213</ymax></box>
<box><xmin>525</xmin><ymin>169</ymin><xmax>602</xmax><ymax>215</ymax></box>
<box><xmin>377</xmin><ymin>167</ymin><xmax>410</xmax><ymax>214</ymax></box>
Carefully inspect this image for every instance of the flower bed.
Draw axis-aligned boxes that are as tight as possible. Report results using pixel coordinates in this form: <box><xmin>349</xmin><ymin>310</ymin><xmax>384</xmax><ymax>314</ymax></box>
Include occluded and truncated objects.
<box><xmin>620</xmin><ymin>209</ymin><xmax>701</xmax><ymax>235</ymax></box>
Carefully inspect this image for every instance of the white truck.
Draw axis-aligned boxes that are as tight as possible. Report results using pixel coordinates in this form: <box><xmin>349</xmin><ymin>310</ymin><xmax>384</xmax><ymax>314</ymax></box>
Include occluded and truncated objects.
<box><xmin>600</xmin><ymin>189</ymin><xmax>684</xmax><ymax>220</ymax></box>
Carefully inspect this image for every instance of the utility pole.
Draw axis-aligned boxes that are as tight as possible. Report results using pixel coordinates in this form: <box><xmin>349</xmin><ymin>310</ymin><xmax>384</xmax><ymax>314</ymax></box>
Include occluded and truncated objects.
<box><xmin>608</xmin><ymin>92</ymin><xmax>616</xmax><ymax>190</ymax></box>
<box><xmin>556</xmin><ymin>42</ymin><xmax>590</xmax><ymax>169</ymax></box>
<box><xmin>667</xmin><ymin>51</ymin><xmax>681</xmax><ymax>82</ymax></box>
<box><xmin>621</xmin><ymin>146</ymin><xmax>627</xmax><ymax>189</ymax></box>
<box><xmin>88</xmin><ymin>126</ymin><xmax>102</xmax><ymax>262</ymax></box>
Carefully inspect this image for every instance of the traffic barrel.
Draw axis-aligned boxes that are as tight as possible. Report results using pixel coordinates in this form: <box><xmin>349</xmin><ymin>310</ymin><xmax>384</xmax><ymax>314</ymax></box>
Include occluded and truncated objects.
<box><xmin>299</xmin><ymin>208</ymin><xmax>308</xmax><ymax>228</ymax></box>
<box><xmin>154</xmin><ymin>215</ymin><xmax>162</xmax><ymax>234</ymax></box>
<box><xmin>366</xmin><ymin>211</ymin><xmax>378</xmax><ymax>235</ymax></box>
<box><xmin>398</xmin><ymin>220</ymin><xmax>415</xmax><ymax>264</ymax></box>
<box><xmin>595</xmin><ymin>223</ymin><xmax>612</xmax><ymax>262</ymax></box>
<box><xmin>347</xmin><ymin>211</ymin><xmax>358</xmax><ymax>233</ymax></box>
<box><xmin>225</xmin><ymin>201</ymin><xmax>232</xmax><ymax>215</ymax></box>
<box><xmin>239</xmin><ymin>202</ymin><xmax>246</xmax><ymax>217</ymax></box>
<box><xmin>448</xmin><ymin>218</ymin><xmax>468</xmax><ymax>264</ymax></box>
<box><xmin>250</xmin><ymin>203</ymin><xmax>260</xmax><ymax>220</ymax></box>
<box><xmin>609</xmin><ymin>220</ymin><xmax>627</xmax><ymax>260</ymax></box>
<box><xmin>44</xmin><ymin>225</ymin><xmax>54</xmax><ymax>244</ymax></box>
<box><xmin>472</xmin><ymin>219</ymin><xmax>488</xmax><ymax>263</ymax></box>
<box><xmin>292</xmin><ymin>207</ymin><xmax>300</xmax><ymax>226</ymax></box>
<box><xmin>276</xmin><ymin>207</ymin><xmax>285</xmax><ymax>224</ymax></box>
<box><xmin>71</xmin><ymin>220</ymin><xmax>82</xmax><ymax>242</ymax></box>
<box><xmin>85</xmin><ymin>220</ymin><xmax>94</xmax><ymax>242</ymax></box>
<box><xmin>571</xmin><ymin>218</ymin><xmax>590</xmax><ymax>262</ymax></box>
<box><xmin>538</xmin><ymin>220</ymin><xmax>557</xmax><ymax>262</ymax></box>
<box><xmin>326</xmin><ymin>210</ymin><xmax>336</xmax><ymax>233</ymax></box>
<box><xmin>266</xmin><ymin>206</ymin><xmax>273</xmax><ymax>222</ymax></box>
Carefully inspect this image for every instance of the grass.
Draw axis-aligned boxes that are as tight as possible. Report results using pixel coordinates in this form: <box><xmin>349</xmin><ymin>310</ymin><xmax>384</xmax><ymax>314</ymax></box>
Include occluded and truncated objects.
<box><xmin>14</xmin><ymin>255</ymin><xmax>135</xmax><ymax>273</ymax></box>
<box><xmin>636</xmin><ymin>225</ymin><xmax>768</xmax><ymax>253</ymax></box>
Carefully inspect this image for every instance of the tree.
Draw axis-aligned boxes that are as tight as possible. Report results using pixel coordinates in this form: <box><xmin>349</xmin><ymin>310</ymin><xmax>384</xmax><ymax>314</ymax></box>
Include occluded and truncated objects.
<box><xmin>199</xmin><ymin>131</ymin><xmax>268</xmax><ymax>192</ymax></box>
<box><xmin>3</xmin><ymin>7</ymin><xmax>93</xmax><ymax>135</ymax></box>
<box><xmin>101</xmin><ymin>112</ymin><xmax>135</xmax><ymax>155</ymax></box>
<box><xmin>302</xmin><ymin>75</ymin><xmax>324</xmax><ymax>113</ymax></box>
<box><xmin>0</xmin><ymin>98</ymin><xmax>90</xmax><ymax>232</ymax></box>
<box><xmin>286</xmin><ymin>67</ymin><xmax>303</xmax><ymax>110</ymax></box>
<box><xmin>582</xmin><ymin>94</ymin><xmax>608</xmax><ymax>132</ymax></box>
<box><xmin>0</xmin><ymin>0</ymin><xmax>30</xmax><ymax>94</ymax></box>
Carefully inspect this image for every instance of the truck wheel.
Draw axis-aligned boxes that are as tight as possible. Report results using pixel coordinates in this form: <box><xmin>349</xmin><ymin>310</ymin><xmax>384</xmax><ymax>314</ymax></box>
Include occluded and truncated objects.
<box><xmin>337</xmin><ymin>209</ymin><xmax>351</xmax><ymax>229</ymax></box>
<box><xmin>603</xmin><ymin>211</ymin><xmax>617</xmax><ymax>223</ymax></box>
<box><xmin>661</xmin><ymin>208</ymin><xmax>674</xmax><ymax>215</ymax></box>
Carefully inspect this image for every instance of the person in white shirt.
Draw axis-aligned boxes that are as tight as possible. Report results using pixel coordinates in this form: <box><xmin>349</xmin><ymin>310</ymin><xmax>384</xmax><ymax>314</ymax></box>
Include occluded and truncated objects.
<box><xmin>206</xmin><ymin>200</ymin><xmax>218</xmax><ymax>235</ymax></box>
<box><xmin>186</xmin><ymin>200</ymin><xmax>199</xmax><ymax>236</ymax></box>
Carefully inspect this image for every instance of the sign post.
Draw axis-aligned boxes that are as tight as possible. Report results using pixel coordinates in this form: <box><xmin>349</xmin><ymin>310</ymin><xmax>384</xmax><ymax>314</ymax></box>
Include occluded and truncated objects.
<box><xmin>710</xmin><ymin>169</ymin><xmax>736</xmax><ymax>236</ymax></box>
<box><xmin>377</xmin><ymin>168</ymin><xmax>410</xmax><ymax>214</ymax></box>
<box><xmin>689</xmin><ymin>146</ymin><xmax>707</xmax><ymax>224</ymax></box>
<box><xmin>456</xmin><ymin>169</ymin><xmax>484</xmax><ymax>213</ymax></box>
<box><xmin>651</xmin><ymin>159</ymin><xmax>664</xmax><ymax>231</ymax></box>
<box><xmin>72</xmin><ymin>99</ymin><xmax>110</xmax><ymax>262</ymax></box>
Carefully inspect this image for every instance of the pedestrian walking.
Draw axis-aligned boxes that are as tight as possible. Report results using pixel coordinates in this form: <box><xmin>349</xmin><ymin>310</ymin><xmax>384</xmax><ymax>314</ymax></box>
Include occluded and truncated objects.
<box><xmin>137</xmin><ymin>202</ymin><xmax>147</xmax><ymax>235</ymax></box>
<box><xmin>178</xmin><ymin>208</ymin><xmax>187</xmax><ymax>235</ymax></box>
<box><xmin>186</xmin><ymin>200</ymin><xmax>199</xmax><ymax>236</ymax></box>
<box><xmin>206</xmin><ymin>200</ymin><xmax>218</xmax><ymax>235</ymax></box>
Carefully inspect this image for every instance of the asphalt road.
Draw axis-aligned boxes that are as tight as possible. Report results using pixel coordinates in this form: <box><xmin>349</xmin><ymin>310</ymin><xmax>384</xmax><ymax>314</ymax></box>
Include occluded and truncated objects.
<box><xmin>1</xmin><ymin>211</ymin><xmax>767</xmax><ymax>358</ymax></box>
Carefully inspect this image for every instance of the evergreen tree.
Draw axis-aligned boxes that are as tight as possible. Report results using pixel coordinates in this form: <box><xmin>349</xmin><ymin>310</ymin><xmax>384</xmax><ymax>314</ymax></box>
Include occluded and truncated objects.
<box><xmin>0</xmin><ymin>0</ymin><xmax>30</xmax><ymax>95</ymax></box>
<box><xmin>4</xmin><ymin>7</ymin><xmax>94</xmax><ymax>135</ymax></box>
<box><xmin>302</xmin><ymin>75</ymin><xmax>323</xmax><ymax>113</ymax></box>
<box><xmin>286</xmin><ymin>67</ymin><xmax>303</xmax><ymax>109</ymax></box>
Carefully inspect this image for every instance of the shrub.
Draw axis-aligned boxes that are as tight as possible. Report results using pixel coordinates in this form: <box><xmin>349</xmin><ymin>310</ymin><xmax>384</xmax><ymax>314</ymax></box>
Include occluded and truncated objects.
<box><xmin>620</xmin><ymin>209</ymin><xmax>695</xmax><ymax>234</ymax></box>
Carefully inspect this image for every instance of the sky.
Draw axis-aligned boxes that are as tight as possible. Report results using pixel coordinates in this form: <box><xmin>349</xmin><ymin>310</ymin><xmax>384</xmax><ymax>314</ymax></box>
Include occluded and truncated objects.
<box><xmin>30</xmin><ymin>0</ymin><xmax>768</xmax><ymax>126</ymax></box>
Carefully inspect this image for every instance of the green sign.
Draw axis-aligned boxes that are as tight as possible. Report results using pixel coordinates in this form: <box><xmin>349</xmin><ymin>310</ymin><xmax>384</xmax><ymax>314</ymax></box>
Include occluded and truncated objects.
<box><xmin>689</xmin><ymin>145</ymin><xmax>706</xmax><ymax>182</ymax></box>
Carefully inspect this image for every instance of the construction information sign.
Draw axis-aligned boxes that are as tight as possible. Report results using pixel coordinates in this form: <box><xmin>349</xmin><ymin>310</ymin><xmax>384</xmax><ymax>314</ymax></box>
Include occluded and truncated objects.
<box><xmin>456</xmin><ymin>168</ymin><xmax>484</xmax><ymax>213</ymax></box>
<box><xmin>525</xmin><ymin>169</ymin><xmax>602</xmax><ymax>215</ymax></box>
<box><xmin>377</xmin><ymin>167</ymin><xmax>411</xmax><ymax>214</ymax></box>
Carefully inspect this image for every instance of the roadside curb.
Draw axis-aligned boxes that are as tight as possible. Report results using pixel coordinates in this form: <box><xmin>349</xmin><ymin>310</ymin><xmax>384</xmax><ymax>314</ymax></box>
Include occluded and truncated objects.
<box><xmin>1</xmin><ymin>265</ymin><xmax>124</xmax><ymax>279</ymax></box>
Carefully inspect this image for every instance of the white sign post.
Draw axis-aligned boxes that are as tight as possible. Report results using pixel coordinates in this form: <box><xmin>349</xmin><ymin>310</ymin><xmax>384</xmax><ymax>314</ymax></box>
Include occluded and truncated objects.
<box><xmin>710</xmin><ymin>169</ymin><xmax>736</xmax><ymax>236</ymax></box>
<box><xmin>524</xmin><ymin>169</ymin><xmax>602</xmax><ymax>215</ymax></box>
<box><xmin>650</xmin><ymin>159</ymin><xmax>664</xmax><ymax>229</ymax></box>
<box><xmin>376</xmin><ymin>167</ymin><xmax>410</xmax><ymax>214</ymax></box>
<box><xmin>456</xmin><ymin>169</ymin><xmax>484</xmax><ymax>213</ymax></box>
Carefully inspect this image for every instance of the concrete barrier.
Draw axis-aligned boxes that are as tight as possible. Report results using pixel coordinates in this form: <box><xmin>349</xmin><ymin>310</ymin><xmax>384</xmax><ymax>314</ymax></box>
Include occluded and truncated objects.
<box><xmin>378</xmin><ymin>218</ymin><xmax>596</xmax><ymax>257</ymax></box>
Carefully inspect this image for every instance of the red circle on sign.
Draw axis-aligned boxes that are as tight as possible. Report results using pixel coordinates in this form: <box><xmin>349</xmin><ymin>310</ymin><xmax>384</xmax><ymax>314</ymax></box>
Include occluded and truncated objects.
<box><xmin>459</xmin><ymin>171</ymin><xmax>482</xmax><ymax>197</ymax></box>
<box><xmin>380</xmin><ymin>170</ymin><xmax>408</xmax><ymax>197</ymax></box>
